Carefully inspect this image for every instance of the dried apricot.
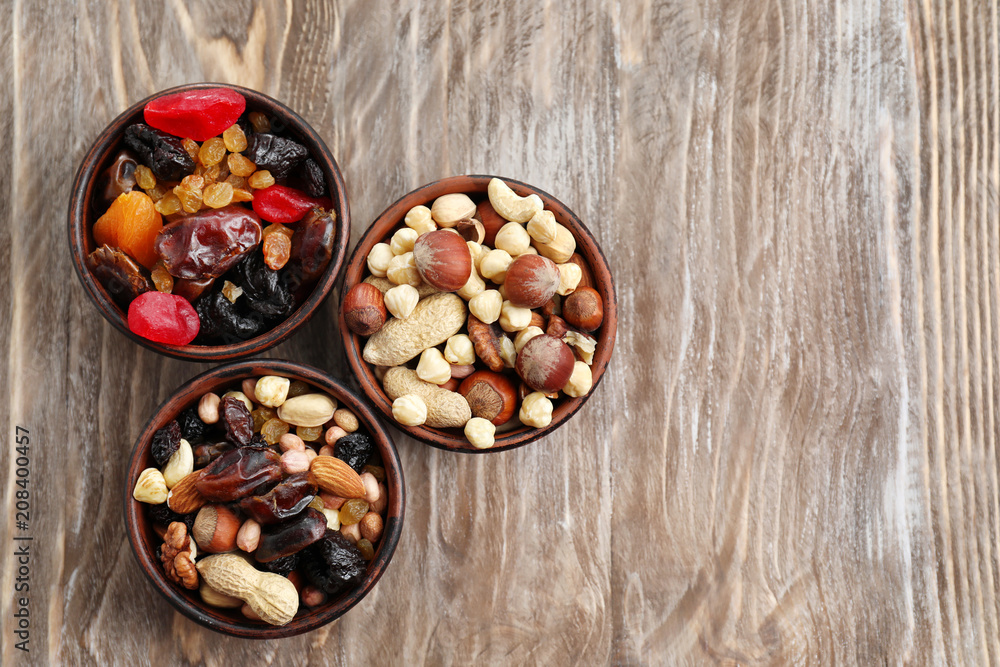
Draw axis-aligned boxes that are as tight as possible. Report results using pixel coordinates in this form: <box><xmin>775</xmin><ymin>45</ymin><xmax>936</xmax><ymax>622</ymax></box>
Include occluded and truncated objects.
<box><xmin>92</xmin><ymin>191</ymin><xmax>163</xmax><ymax>269</ymax></box>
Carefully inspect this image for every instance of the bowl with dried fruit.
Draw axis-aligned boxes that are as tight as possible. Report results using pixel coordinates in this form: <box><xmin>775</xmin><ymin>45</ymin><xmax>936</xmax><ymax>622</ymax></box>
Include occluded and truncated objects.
<box><xmin>69</xmin><ymin>83</ymin><xmax>350</xmax><ymax>361</ymax></box>
<box><xmin>340</xmin><ymin>175</ymin><xmax>617</xmax><ymax>452</ymax></box>
<box><xmin>124</xmin><ymin>360</ymin><xmax>404</xmax><ymax>638</ymax></box>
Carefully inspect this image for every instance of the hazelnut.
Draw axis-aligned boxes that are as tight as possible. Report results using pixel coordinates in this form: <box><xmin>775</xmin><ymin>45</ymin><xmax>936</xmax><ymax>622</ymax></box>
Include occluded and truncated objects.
<box><xmin>546</xmin><ymin>315</ymin><xmax>570</xmax><ymax>339</ymax></box>
<box><xmin>192</xmin><ymin>504</ymin><xmax>241</xmax><ymax>553</ymax></box>
<box><xmin>499</xmin><ymin>300</ymin><xmax>532</xmax><ymax>332</ymax></box>
<box><xmin>467</xmin><ymin>241</ymin><xmax>486</xmax><ymax>269</ymax></box>
<box><xmin>479</xmin><ymin>249</ymin><xmax>513</xmax><ymax>284</ymax></box>
<box><xmin>457</xmin><ymin>267</ymin><xmax>486</xmax><ymax>301</ymax></box>
<box><xmin>563</xmin><ymin>286</ymin><xmax>604</xmax><ymax>331</ymax></box>
<box><xmin>477</xmin><ymin>199</ymin><xmax>506</xmax><ymax>246</ymax></box>
<box><xmin>404</xmin><ymin>205</ymin><xmax>436</xmax><ymax>236</ymax></box>
<box><xmin>255</xmin><ymin>375</ymin><xmax>291</xmax><ymax>408</ymax></box>
<box><xmin>504</xmin><ymin>254</ymin><xmax>561</xmax><ymax>309</ymax></box>
<box><xmin>390</xmin><ymin>227</ymin><xmax>419</xmax><ymax>255</ymax></box>
<box><xmin>464</xmin><ymin>417</ymin><xmax>496</xmax><ymax>449</ymax></box>
<box><xmin>413</xmin><ymin>229</ymin><xmax>472</xmax><ymax>292</ymax></box>
<box><xmin>133</xmin><ymin>468</ymin><xmax>168</xmax><ymax>504</ymax></box>
<box><xmin>519</xmin><ymin>392</ymin><xmax>554</xmax><ymax>428</ymax></box>
<box><xmin>367</xmin><ymin>242</ymin><xmax>394</xmax><ymax>277</ymax></box>
<box><xmin>563</xmin><ymin>360</ymin><xmax>593</xmax><ymax>397</ymax></box>
<box><xmin>563</xmin><ymin>331</ymin><xmax>597</xmax><ymax>365</ymax></box>
<box><xmin>459</xmin><ymin>370</ymin><xmax>518</xmax><ymax>425</ymax></box>
<box><xmin>392</xmin><ymin>394</ymin><xmax>428</xmax><ymax>426</ymax></box>
<box><xmin>556</xmin><ymin>262</ymin><xmax>583</xmax><ymax>296</ymax></box>
<box><xmin>514</xmin><ymin>326</ymin><xmax>544</xmax><ymax>353</ymax></box>
<box><xmin>416</xmin><ymin>347</ymin><xmax>452</xmax><ymax>385</ymax></box>
<box><xmin>494</xmin><ymin>222</ymin><xmax>532</xmax><ymax>256</ymax></box>
<box><xmin>515</xmin><ymin>334</ymin><xmax>576</xmax><ymax>393</ymax></box>
<box><xmin>444</xmin><ymin>334</ymin><xmax>476</xmax><ymax>365</ymax></box>
<box><xmin>386</xmin><ymin>251</ymin><xmax>422</xmax><ymax>287</ymax></box>
<box><xmin>469</xmin><ymin>290</ymin><xmax>503</xmax><ymax>324</ymax></box>
<box><xmin>457</xmin><ymin>219</ymin><xmax>486</xmax><ymax>244</ymax></box>
<box><xmin>431</xmin><ymin>193</ymin><xmax>477</xmax><ymax>227</ymax></box>
<box><xmin>500</xmin><ymin>336</ymin><xmax>517</xmax><ymax>368</ymax></box>
<box><xmin>384</xmin><ymin>284</ymin><xmax>419</xmax><ymax>319</ymax></box>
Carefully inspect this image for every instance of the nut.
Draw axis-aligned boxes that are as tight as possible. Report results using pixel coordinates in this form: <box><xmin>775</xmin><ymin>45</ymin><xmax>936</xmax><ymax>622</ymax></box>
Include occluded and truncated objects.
<box><xmin>360</xmin><ymin>512</ymin><xmax>384</xmax><ymax>543</ymax></box>
<box><xmin>277</xmin><ymin>393</ymin><xmax>337</xmax><ymax>427</ymax></box>
<box><xmin>514</xmin><ymin>326</ymin><xmax>544</xmax><ymax>353</ymax></box>
<box><xmin>200</xmin><ymin>582</ymin><xmax>244</xmax><ymax>609</ymax></box>
<box><xmin>386</xmin><ymin>251</ymin><xmax>422</xmax><ymax>287</ymax></box>
<box><xmin>500</xmin><ymin>337</ymin><xmax>517</xmax><ymax>368</ymax></box>
<box><xmin>469</xmin><ymin>290</ymin><xmax>503</xmax><ymax>324</ymax></box>
<box><xmin>564</xmin><ymin>331</ymin><xmax>597</xmax><ymax>365</ymax></box>
<box><xmin>479</xmin><ymin>249</ymin><xmax>513</xmax><ymax>283</ymax></box>
<box><xmin>222</xmin><ymin>390</ymin><xmax>252</xmax><ymax>413</ymax></box>
<box><xmin>416</xmin><ymin>347</ymin><xmax>452</xmax><ymax>385</ymax></box>
<box><xmin>404</xmin><ymin>205</ymin><xmax>436</xmax><ymax>236</ymax></box>
<box><xmin>556</xmin><ymin>262</ymin><xmax>583</xmax><ymax>296</ymax></box>
<box><xmin>563</xmin><ymin>286</ymin><xmax>604</xmax><ymax>331</ymax></box>
<box><xmin>341</xmin><ymin>522</ymin><xmax>361</xmax><ymax>544</ymax></box>
<box><xmin>372</xmin><ymin>484</ymin><xmax>388</xmax><ymax>514</ymax></box>
<box><xmin>278</xmin><ymin>433</ymin><xmax>306</xmax><ymax>452</ymax></box>
<box><xmin>192</xmin><ymin>504</ymin><xmax>241</xmax><ymax>553</ymax></box>
<box><xmin>301</xmin><ymin>585</ymin><xmax>329</xmax><ymax>608</ymax></box>
<box><xmin>383</xmin><ymin>367</ymin><xmax>472</xmax><ymax>428</ymax></box>
<box><xmin>198</xmin><ymin>392</ymin><xmax>221</xmax><ymax>424</ymax></box>
<box><xmin>546</xmin><ymin>314</ymin><xmax>570</xmax><ymax>339</ymax></box>
<box><xmin>161</xmin><ymin>522</ymin><xmax>198</xmax><ymax>590</ymax></box>
<box><xmin>390</xmin><ymin>226</ymin><xmax>419</xmax><ymax>255</ymax></box>
<box><xmin>528</xmin><ymin>311</ymin><xmax>546</xmax><ymax>330</ymax></box>
<box><xmin>343</xmin><ymin>283</ymin><xmax>388</xmax><ymax>336</ymax></box>
<box><xmin>367</xmin><ymin>242</ymin><xmax>394</xmax><ymax>277</ymax></box>
<box><xmin>457</xmin><ymin>219</ymin><xmax>486</xmax><ymax>244</ymax></box>
<box><xmin>413</xmin><ymin>229</ymin><xmax>472</xmax><ymax>292</ymax></box>
<box><xmin>133</xmin><ymin>468</ymin><xmax>168</xmax><ymax>504</ymax></box>
<box><xmin>280</xmin><ymin>449</ymin><xmax>311</xmax><ymax>474</ymax></box>
<box><xmin>363</xmin><ymin>292</ymin><xmax>467</xmax><ymax>366</ymax></box>
<box><xmin>563</xmin><ymin>361</ymin><xmax>593</xmax><ymax>397</ymax></box>
<box><xmin>333</xmin><ymin>408</ymin><xmax>359</xmax><ymax>432</ymax></box>
<box><xmin>431</xmin><ymin>193</ymin><xmax>477</xmax><ymax>227</ymax></box>
<box><xmin>499</xmin><ymin>300</ymin><xmax>532</xmax><ymax>332</ymax></box>
<box><xmin>309</xmin><ymin>455</ymin><xmax>366</xmax><ymax>498</ymax></box>
<box><xmin>237</xmin><ymin>518</ymin><xmax>262</xmax><ymax>552</ymax></box>
<box><xmin>241</xmin><ymin>378</ymin><xmax>259</xmax><ymax>403</ymax></box>
<box><xmin>392</xmin><ymin>394</ymin><xmax>429</xmax><ymax>426</ymax></box>
<box><xmin>516</xmin><ymin>334</ymin><xmax>576</xmax><ymax>393</ymax></box>
<box><xmin>451</xmin><ymin>364</ymin><xmax>476</xmax><ymax>379</ymax></box>
<box><xmin>526</xmin><ymin>209</ymin><xmax>557</xmax><ymax>244</ymax></box>
<box><xmin>324</xmin><ymin>426</ymin><xmax>348</xmax><ymax>445</ymax></box>
<box><xmin>467</xmin><ymin>241</ymin><xmax>486</xmax><ymax>269</ymax></box>
<box><xmin>321</xmin><ymin>508</ymin><xmax>341</xmax><ymax>531</ymax></box>
<box><xmin>504</xmin><ymin>254</ymin><xmax>561</xmax><ymax>308</ymax></box>
<box><xmin>567</xmin><ymin>253</ymin><xmax>595</xmax><ymax>288</ymax></box>
<box><xmin>162</xmin><ymin>438</ymin><xmax>194</xmax><ymax>488</ymax></box>
<box><xmin>477</xmin><ymin>198</ymin><xmax>507</xmax><ymax>246</ymax></box>
<box><xmin>444</xmin><ymin>334</ymin><xmax>476</xmax><ymax>365</ymax></box>
<box><xmin>532</xmin><ymin>223</ymin><xmax>576</xmax><ymax>264</ymax></box>
<box><xmin>466</xmin><ymin>314</ymin><xmax>506</xmax><ymax>372</ymax></box>
<box><xmin>167</xmin><ymin>470</ymin><xmax>208</xmax><ymax>514</ymax></box>
<box><xmin>255</xmin><ymin>375</ymin><xmax>291</xmax><ymax>408</ymax></box>
<box><xmin>458</xmin><ymin>370</ymin><xmax>518</xmax><ymax>425</ymax></box>
<box><xmin>494</xmin><ymin>222</ymin><xmax>532</xmax><ymax>256</ymax></box>
<box><xmin>464</xmin><ymin>417</ymin><xmax>497</xmax><ymax>449</ymax></box>
<box><xmin>360</xmin><ymin>472</ymin><xmax>380</xmax><ymax>504</ymax></box>
<box><xmin>365</xmin><ymin>275</ymin><xmax>439</xmax><ymax>298</ymax></box>
<box><xmin>197</xmin><ymin>553</ymin><xmax>299</xmax><ymax>626</ymax></box>
<box><xmin>542</xmin><ymin>296</ymin><xmax>562</xmax><ymax>318</ymax></box>
<box><xmin>320</xmin><ymin>492</ymin><xmax>346</xmax><ymax>510</ymax></box>
<box><xmin>488</xmin><ymin>178</ymin><xmax>543</xmax><ymax>223</ymax></box>
<box><xmin>457</xmin><ymin>268</ymin><xmax>486</xmax><ymax>301</ymax></box>
<box><xmin>519</xmin><ymin>392</ymin><xmax>554</xmax><ymax>428</ymax></box>
<box><xmin>384</xmin><ymin>284</ymin><xmax>419</xmax><ymax>319</ymax></box>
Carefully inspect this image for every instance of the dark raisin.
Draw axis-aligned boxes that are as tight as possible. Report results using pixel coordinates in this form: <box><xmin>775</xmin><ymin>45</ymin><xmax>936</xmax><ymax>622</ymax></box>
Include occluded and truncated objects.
<box><xmin>221</xmin><ymin>396</ymin><xmax>254</xmax><ymax>447</ymax></box>
<box><xmin>178</xmin><ymin>408</ymin><xmax>209</xmax><ymax>443</ymax></box>
<box><xmin>194</xmin><ymin>291</ymin><xmax>271</xmax><ymax>344</ymax></box>
<box><xmin>193</xmin><ymin>442</ymin><xmax>234</xmax><ymax>468</ymax></box>
<box><xmin>259</xmin><ymin>553</ymin><xmax>299</xmax><ymax>576</ymax></box>
<box><xmin>123</xmin><ymin>123</ymin><xmax>196</xmax><ymax>181</ymax></box>
<box><xmin>296</xmin><ymin>158</ymin><xmax>327</xmax><ymax>197</ymax></box>
<box><xmin>232</xmin><ymin>251</ymin><xmax>294</xmax><ymax>317</ymax></box>
<box><xmin>243</xmin><ymin>133</ymin><xmax>307</xmax><ymax>179</ymax></box>
<box><xmin>302</xmin><ymin>530</ymin><xmax>367</xmax><ymax>595</ymax></box>
<box><xmin>151</xmin><ymin>421</ymin><xmax>182</xmax><ymax>466</ymax></box>
<box><xmin>334</xmin><ymin>433</ymin><xmax>375</xmax><ymax>473</ymax></box>
<box><xmin>248</xmin><ymin>433</ymin><xmax>268</xmax><ymax>448</ymax></box>
<box><xmin>148</xmin><ymin>504</ymin><xmax>196</xmax><ymax>532</ymax></box>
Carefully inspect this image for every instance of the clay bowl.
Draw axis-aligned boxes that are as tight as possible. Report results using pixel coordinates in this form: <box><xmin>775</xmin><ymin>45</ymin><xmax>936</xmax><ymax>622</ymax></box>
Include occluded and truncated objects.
<box><xmin>340</xmin><ymin>175</ymin><xmax>617</xmax><ymax>453</ymax></box>
<box><xmin>69</xmin><ymin>83</ymin><xmax>350</xmax><ymax>361</ymax></box>
<box><xmin>124</xmin><ymin>360</ymin><xmax>404</xmax><ymax>638</ymax></box>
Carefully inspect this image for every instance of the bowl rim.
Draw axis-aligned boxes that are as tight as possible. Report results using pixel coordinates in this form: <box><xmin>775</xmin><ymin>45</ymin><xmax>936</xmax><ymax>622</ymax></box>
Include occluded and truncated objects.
<box><xmin>68</xmin><ymin>82</ymin><xmax>351</xmax><ymax>362</ymax></box>
<box><xmin>339</xmin><ymin>174</ymin><xmax>617</xmax><ymax>453</ymax></box>
<box><xmin>123</xmin><ymin>359</ymin><xmax>405</xmax><ymax>638</ymax></box>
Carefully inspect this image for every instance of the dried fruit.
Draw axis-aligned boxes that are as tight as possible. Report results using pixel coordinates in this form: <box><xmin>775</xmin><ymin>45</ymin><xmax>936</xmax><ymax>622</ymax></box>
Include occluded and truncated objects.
<box><xmin>243</xmin><ymin>133</ymin><xmax>308</xmax><ymax>179</ymax></box>
<box><xmin>155</xmin><ymin>205</ymin><xmax>262</xmax><ymax>280</ymax></box>
<box><xmin>196</xmin><ymin>446</ymin><xmax>283</xmax><ymax>502</ymax></box>
<box><xmin>93</xmin><ymin>190</ymin><xmax>163</xmax><ymax>269</ymax></box>
<box><xmin>143</xmin><ymin>88</ymin><xmax>246</xmax><ymax>142</ymax></box>
<box><xmin>123</xmin><ymin>123</ymin><xmax>196</xmax><ymax>181</ymax></box>
<box><xmin>259</xmin><ymin>553</ymin><xmax>299</xmax><ymax>576</ymax></box>
<box><xmin>95</xmin><ymin>150</ymin><xmax>138</xmax><ymax>208</ymax></box>
<box><xmin>240</xmin><ymin>473</ymin><xmax>317</xmax><ymax>525</ymax></box>
<box><xmin>252</xmin><ymin>184</ymin><xmax>331</xmax><ymax>224</ymax></box>
<box><xmin>198</xmin><ymin>137</ymin><xmax>227</xmax><ymax>167</ymax></box>
<box><xmin>178</xmin><ymin>407</ymin><xmax>209</xmax><ymax>443</ymax></box>
<box><xmin>232</xmin><ymin>251</ymin><xmax>294</xmax><ymax>318</ymax></box>
<box><xmin>151</xmin><ymin>420</ymin><xmax>183</xmax><ymax>466</ymax></box>
<box><xmin>221</xmin><ymin>396</ymin><xmax>254</xmax><ymax>447</ymax></box>
<box><xmin>148</xmin><ymin>503</ymin><xmax>195</xmax><ymax>532</ymax></box>
<box><xmin>227</xmin><ymin>152</ymin><xmax>257</xmax><ymax>178</ymax></box>
<box><xmin>222</xmin><ymin>124</ymin><xmax>248</xmax><ymax>152</ymax></box>
<box><xmin>302</xmin><ymin>530</ymin><xmax>366</xmax><ymax>595</ymax></box>
<box><xmin>333</xmin><ymin>433</ymin><xmax>375</xmax><ymax>473</ymax></box>
<box><xmin>255</xmin><ymin>508</ymin><xmax>327</xmax><ymax>562</ymax></box>
<box><xmin>202</xmin><ymin>182</ymin><xmax>234</xmax><ymax>208</ymax></box>
<box><xmin>151</xmin><ymin>261</ymin><xmax>174</xmax><ymax>293</ymax></box>
<box><xmin>251</xmin><ymin>406</ymin><xmax>278</xmax><ymax>432</ymax></box>
<box><xmin>338</xmin><ymin>498</ymin><xmax>369</xmax><ymax>526</ymax></box>
<box><xmin>262</xmin><ymin>229</ymin><xmax>291</xmax><ymax>270</ymax></box>
<box><xmin>261</xmin><ymin>418</ymin><xmax>290</xmax><ymax>445</ymax></box>
<box><xmin>127</xmin><ymin>292</ymin><xmax>200</xmax><ymax>345</ymax></box>
<box><xmin>193</xmin><ymin>291</ymin><xmax>270</xmax><ymax>343</ymax></box>
<box><xmin>135</xmin><ymin>164</ymin><xmax>156</xmax><ymax>190</ymax></box>
<box><xmin>87</xmin><ymin>245</ymin><xmax>153</xmax><ymax>305</ymax></box>
<box><xmin>356</xmin><ymin>538</ymin><xmax>375</xmax><ymax>561</ymax></box>
<box><xmin>288</xmin><ymin>208</ymin><xmax>337</xmax><ymax>285</ymax></box>
<box><xmin>297</xmin><ymin>158</ymin><xmax>327</xmax><ymax>197</ymax></box>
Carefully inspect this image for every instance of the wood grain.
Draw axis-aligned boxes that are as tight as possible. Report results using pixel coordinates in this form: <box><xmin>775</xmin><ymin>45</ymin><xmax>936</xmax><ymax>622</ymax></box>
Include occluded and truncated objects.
<box><xmin>1</xmin><ymin>0</ymin><xmax>998</xmax><ymax>664</ymax></box>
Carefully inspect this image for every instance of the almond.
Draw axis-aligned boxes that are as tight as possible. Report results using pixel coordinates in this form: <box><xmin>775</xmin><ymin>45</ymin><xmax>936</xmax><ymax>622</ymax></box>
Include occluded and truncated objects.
<box><xmin>309</xmin><ymin>456</ymin><xmax>366</xmax><ymax>498</ymax></box>
<box><xmin>167</xmin><ymin>470</ymin><xmax>208</xmax><ymax>514</ymax></box>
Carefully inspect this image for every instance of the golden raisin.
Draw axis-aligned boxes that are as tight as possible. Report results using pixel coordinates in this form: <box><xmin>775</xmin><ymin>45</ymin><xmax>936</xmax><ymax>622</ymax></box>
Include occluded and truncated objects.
<box><xmin>262</xmin><ymin>231</ymin><xmax>291</xmax><ymax>270</ymax></box>
<box><xmin>222</xmin><ymin>124</ymin><xmax>248</xmax><ymax>152</ymax></box>
<box><xmin>356</xmin><ymin>538</ymin><xmax>375</xmax><ymax>561</ymax></box>
<box><xmin>231</xmin><ymin>188</ymin><xmax>254</xmax><ymax>203</ymax></box>
<box><xmin>203</xmin><ymin>182</ymin><xmax>234</xmax><ymax>208</ymax></box>
<box><xmin>174</xmin><ymin>175</ymin><xmax>204</xmax><ymax>213</ymax></box>
<box><xmin>261</xmin><ymin>418</ymin><xmax>290</xmax><ymax>445</ymax></box>
<box><xmin>296</xmin><ymin>425</ymin><xmax>323</xmax><ymax>442</ymax></box>
<box><xmin>308</xmin><ymin>496</ymin><xmax>326</xmax><ymax>512</ymax></box>
<box><xmin>151</xmin><ymin>261</ymin><xmax>174</xmax><ymax>293</ymax></box>
<box><xmin>249</xmin><ymin>111</ymin><xmax>270</xmax><ymax>133</ymax></box>
<box><xmin>197</xmin><ymin>163</ymin><xmax>222</xmax><ymax>184</ymax></box>
<box><xmin>251</xmin><ymin>407</ymin><xmax>277</xmax><ymax>432</ymax></box>
<box><xmin>135</xmin><ymin>165</ymin><xmax>156</xmax><ymax>190</ymax></box>
<box><xmin>248</xmin><ymin>170</ymin><xmax>275</xmax><ymax>189</ymax></box>
<box><xmin>287</xmin><ymin>380</ymin><xmax>310</xmax><ymax>398</ymax></box>
<box><xmin>221</xmin><ymin>280</ymin><xmax>243</xmax><ymax>303</ymax></box>
<box><xmin>225</xmin><ymin>175</ymin><xmax>248</xmax><ymax>190</ymax></box>
<box><xmin>182</xmin><ymin>138</ymin><xmax>200</xmax><ymax>161</ymax></box>
<box><xmin>263</xmin><ymin>223</ymin><xmax>294</xmax><ymax>239</ymax></box>
<box><xmin>198</xmin><ymin>137</ymin><xmax>227</xmax><ymax>166</ymax></box>
<box><xmin>145</xmin><ymin>185</ymin><xmax>168</xmax><ymax>202</ymax></box>
<box><xmin>155</xmin><ymin>192</ymin><xmax>182</xmax><ymax>216</ymax></box>
<box><xmin>339</xmin><ymin>499</ymin><xmax>369</xmax><ymax>526</ymax></box>
<box><xmin>227</xmin><ymin>152</ymin><xmax>256</xmax><ymax>178</ymax></box>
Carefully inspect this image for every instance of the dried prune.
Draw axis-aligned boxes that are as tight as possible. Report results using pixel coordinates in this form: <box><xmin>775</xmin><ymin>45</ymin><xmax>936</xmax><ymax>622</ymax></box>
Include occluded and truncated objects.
<box><xmin>194</xmin><ymin>291</ymin><xmax>270</xmax><ymax>343</ymax></box>
<box><xmin>296</xmin><ymin>158</ymin><xmax>327</xmax><ymax>198</ymax></box>
<box><xmin>255</xmin><ymin>508</ymin><xmax>327</xmax><ymax>562</ymax></box>
<box><xmin>196</xmin><ymin>446</ymin><xmax>282</xmax><ymax>501</ymax></box>
<box><xmin>259</xmin><ymin>553</ymin><xmax>298</xmax><ymax>576</ymax></box>
<box><xmin>239</xmin><ymin>473</ymin><xmax>317</xmax><ymax>525</ymax></box>
<box><xmin>334</xmin><ymin>432</ymin><xmax>375</xmax><ymax>473</ymax></box>
<box><xmin>302</xmin><ymin>530</ymin><xmax>366</xmax><ymax>595</ymax></box>
<box><xmin>232</xmin><ymin>251</ymin><xmax>294</xmax><ymax>318</ymax></box>
<box><xmin>87</xmin><ymin>245</ymin><xmax>153</xmax><ymax>306</ymax></box>
<box><xmin>243</xmin><ymin>133</ymin><xmax>307</xmax><ymax>179</ymax></box>
<box><xmin>123</xmin><ymin>123</ymin><xmax>196</xmax><ymax>181</ymax></box>
<box><xmin>221</xmin><ymin>396</ymin><xmax>254</xmax><ymax>447</ymax></box>
<box><xmin>178</xmin><ymin>407</ymin><xmax>208</xmax><ymax>443</ymax></box>
<box><xmin>151</xmin><ymin>420</ymin><xmax>182</xmax><ymax>466</ymax></box>
<box><xmin>154</xmin><ymin>205</ymin><xmax>263</xmax><ymax>280</ymax></box>
<box><xmin>144</xmin><ymin>88</ymin><xmax>246</xmax><ymax>142</ymax></box>
<box><xmin>288</xmin><ymin>208</ymin><xmax>336</xmax><ymax>285</ymax></box>
<box><xmin>95</xmin><ymin>150</ymin><xmax>138</xmax><ymax>208</ymax></box>
<box><xmin>193</xmin><ymin>442</ymin><xmax>233</xmax><ymax>468</ymax></box>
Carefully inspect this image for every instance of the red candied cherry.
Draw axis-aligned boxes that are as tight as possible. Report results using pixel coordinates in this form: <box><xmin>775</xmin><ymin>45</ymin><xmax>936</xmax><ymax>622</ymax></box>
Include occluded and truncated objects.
<box><xmin>252</xmin><ymin>184</ymin><xmax>332</xmax><ymax>224</ymax></box>
<box><xmin>144</xmin><ymin>88</ymin><xmax>246</xmax><ymax>142</ymax></box>
<box><xmin>127</xmin><ymin>292</ymin><xmax>200</xmax><ymax>345</ymax></box>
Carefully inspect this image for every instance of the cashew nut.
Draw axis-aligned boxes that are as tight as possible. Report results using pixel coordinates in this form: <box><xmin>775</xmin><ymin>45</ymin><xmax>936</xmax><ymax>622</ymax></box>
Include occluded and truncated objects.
<box><xmin>487</xmin><ymin>178</ymin><xmax>543</xmax><ymax>223</ymax></box>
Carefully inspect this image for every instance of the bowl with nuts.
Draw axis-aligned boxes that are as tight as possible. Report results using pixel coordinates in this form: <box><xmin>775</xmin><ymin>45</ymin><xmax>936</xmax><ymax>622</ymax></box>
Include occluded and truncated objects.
<box><xmin>125</xmin><ymin>360</ymin><xmax>403</xmax><ymax>638</ymax></box>
<box><xmin>69</xmin><ymin>83</ymin><xmax>351</xmax><ymax>361</ymax></box>
<box><xmin>340</xmin><ymin>175</ymin><xmax>616</xmax><ymax>452</ymax></box>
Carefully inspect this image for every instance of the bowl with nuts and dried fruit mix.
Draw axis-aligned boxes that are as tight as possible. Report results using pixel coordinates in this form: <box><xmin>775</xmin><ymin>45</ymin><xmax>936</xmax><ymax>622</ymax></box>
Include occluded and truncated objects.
<box><xmin>340</xmin><ymin>175</ymin><xmax>617</xmax><ymax>452</ymax></box>
<box><xmin>69</xmin><ymin>83</ymin><xmax>350</xmax><ymax>361</ymax></box>
<box><xmin>125</xmin><ymin>360</ymin><xmax>404</xmax><ymax>638</ymax></box>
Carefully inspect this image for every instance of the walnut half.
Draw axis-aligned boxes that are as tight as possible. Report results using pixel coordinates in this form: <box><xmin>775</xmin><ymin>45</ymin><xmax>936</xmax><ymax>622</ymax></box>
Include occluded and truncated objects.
<box><xmin>161</xmin><ymin>521</ymin><xmax>199</xmax><ymax>590</ymax></box>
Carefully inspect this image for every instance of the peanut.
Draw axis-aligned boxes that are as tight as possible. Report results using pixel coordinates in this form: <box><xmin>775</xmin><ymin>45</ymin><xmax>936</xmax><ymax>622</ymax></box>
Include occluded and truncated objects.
<box><xmin>383</xmin><ymin>367</ymin><xmax>471</xmax><ymax>428</ymax></box>
<box><xmin>363</xmin><ymin>292</ymin><xmax>467</xmax><ymax>367</ymax></box>
<box><xmin>196</xmin><ymin>553</ymin><xmax>299</xmax><ymax>626</ymax></box>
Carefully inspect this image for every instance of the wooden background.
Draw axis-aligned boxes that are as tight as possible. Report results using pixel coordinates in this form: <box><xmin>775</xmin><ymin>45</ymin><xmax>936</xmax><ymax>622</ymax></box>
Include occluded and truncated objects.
<box><xmin>1</xmin><ymin>0</ymin><xmax>998</xmax><ymax>664</ymax></box>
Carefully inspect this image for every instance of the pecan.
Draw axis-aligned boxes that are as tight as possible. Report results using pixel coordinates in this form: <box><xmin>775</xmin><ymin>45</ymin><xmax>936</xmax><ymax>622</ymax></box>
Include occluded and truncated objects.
<box><xmin>467</xmin><ymin>314</ymin><xmax>505</xmax><ymax>372</ymax></box>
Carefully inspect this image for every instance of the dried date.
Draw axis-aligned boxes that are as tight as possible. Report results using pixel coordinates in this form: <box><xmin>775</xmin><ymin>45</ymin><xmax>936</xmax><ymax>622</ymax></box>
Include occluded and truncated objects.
<box><xmin>155</xmin><ymin>206</ymin><xmax>262</xmax><ymax>280</ymax></box>
<box><xmin>254</xmin><ymin>508</ymin><xmax>326</xmax><ymax>562</ymax></box>
<box><xmin>195</xmin><ymin>446</ymin><xmax>282</xmax><ymax>502</ymax></box>
<box><xmin>221</xmin><ymin>396</ymin><xmax>254</xmax><ymax>447</ymax></box>
<box><xmin>239</xmin><ymin>473</ymin><xmax>317</xmax><ymax>525</ymax></box>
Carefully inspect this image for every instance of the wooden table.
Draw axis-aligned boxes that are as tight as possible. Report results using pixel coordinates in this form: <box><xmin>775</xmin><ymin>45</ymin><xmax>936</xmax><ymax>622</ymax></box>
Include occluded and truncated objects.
<box><xmin>2</xmin><ymin>1</ymin><xmax>998</xmax><ymax>664</ymax></box>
